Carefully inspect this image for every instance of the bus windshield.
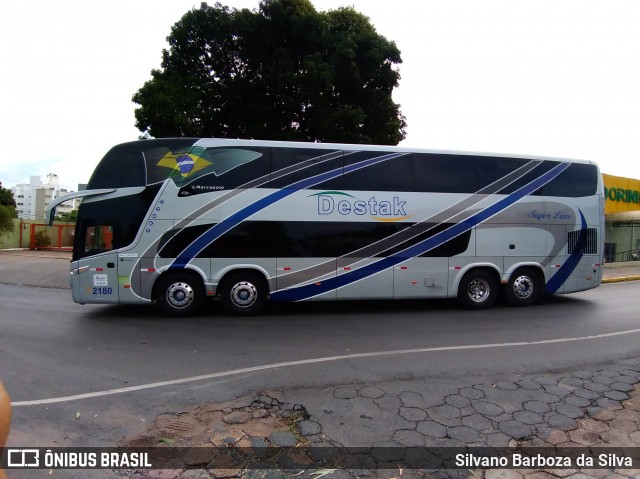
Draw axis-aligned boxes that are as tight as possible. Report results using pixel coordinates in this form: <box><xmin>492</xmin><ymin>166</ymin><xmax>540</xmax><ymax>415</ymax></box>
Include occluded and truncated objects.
<box><xmin>86</xmin><ymin>139</ymin><xmax>267</xmax><ymax>189</ymax></box>
<box><xmin>86</xmin><ymin>138</ymin><xmax>200</xmax><ymax>189</ymax></box>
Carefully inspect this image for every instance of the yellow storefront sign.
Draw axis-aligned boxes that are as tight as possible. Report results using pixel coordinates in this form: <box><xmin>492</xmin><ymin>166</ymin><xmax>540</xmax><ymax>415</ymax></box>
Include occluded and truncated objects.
<box><xmin>602</xmin><ymin>174</ymin><xmax>640</xmax><ymax>214</ymax></box>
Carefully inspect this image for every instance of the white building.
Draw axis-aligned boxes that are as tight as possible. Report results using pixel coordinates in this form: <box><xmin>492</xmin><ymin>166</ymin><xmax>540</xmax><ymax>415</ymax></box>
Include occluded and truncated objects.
<box><xmin>12</xmin><ymin>174</ymin><xmax>78</xmax><ymax>220</ymax></box>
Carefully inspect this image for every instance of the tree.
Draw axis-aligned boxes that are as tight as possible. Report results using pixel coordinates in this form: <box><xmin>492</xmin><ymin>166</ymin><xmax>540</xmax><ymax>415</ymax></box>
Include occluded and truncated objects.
<box><xmin>0</xmin><ymin>185</ymin><xmax>17</xmax><ymax>234</ymax></box>
<box><xmin>132</xmin><ymin>0</ymin><xmax>406</xmax><ymax>145</ymax></box>
<box><xmin>0</xmin><ymin>186</ymin><xmax>16</xmax><ymax>208</ymax></box>
<box><xmin>55</xmin><ymin>209</ymin><xmax>78</xmax><ymax>223</ymax></box>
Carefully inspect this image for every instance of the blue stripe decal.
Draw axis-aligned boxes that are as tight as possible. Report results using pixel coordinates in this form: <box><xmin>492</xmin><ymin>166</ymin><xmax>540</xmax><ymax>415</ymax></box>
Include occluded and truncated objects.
<box><xmin>170</xmin><ymin>153</ymin><xmax>406</xmax><ymax>269</ymax></box>
<box><xmin>545</xmin><ymin>209</ymin><xmax>587</xmax><ymax>294</ymax></box>
<box><xmin>271</xmin><ymin>162</ymin><xmax>571</xmax><ymax>301</ymax></box>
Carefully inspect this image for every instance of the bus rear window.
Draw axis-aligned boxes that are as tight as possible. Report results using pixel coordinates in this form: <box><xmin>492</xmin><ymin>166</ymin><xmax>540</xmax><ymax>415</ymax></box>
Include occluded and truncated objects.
<box><xmin>536</xmin><ymin>163</ymin><xmax>598</xmax><ymax>197</ymax></box>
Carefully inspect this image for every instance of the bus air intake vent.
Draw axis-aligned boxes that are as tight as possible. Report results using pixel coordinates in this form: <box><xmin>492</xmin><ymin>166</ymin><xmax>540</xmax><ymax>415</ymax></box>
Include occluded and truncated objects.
<box><xmin>568</xmin><ymin>228</ymin><xmax>598</xmax><ymax>254</ymax></box>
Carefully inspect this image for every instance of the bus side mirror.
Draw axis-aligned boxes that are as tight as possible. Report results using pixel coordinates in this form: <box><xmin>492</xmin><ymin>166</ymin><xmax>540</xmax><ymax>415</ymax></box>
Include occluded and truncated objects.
<box><xmin>47</xmin><ymin>206</ymin><xmax>56</xmax><ymax>226</ymax></box>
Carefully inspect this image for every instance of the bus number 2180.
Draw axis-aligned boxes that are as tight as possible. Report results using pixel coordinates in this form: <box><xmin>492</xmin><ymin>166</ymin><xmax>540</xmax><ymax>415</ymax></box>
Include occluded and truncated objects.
<box><xmin>93</xmin><ymin>287</ymin><xmax>113</xmax><ymax>295</ymax></box>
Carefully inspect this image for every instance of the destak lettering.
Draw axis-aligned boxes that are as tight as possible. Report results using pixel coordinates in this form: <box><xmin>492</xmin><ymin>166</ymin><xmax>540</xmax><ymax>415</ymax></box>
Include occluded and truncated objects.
<box><xmin>315</xmin><ymin>192</ymin><xmax>409</xmax><ymax>220</ymax></box>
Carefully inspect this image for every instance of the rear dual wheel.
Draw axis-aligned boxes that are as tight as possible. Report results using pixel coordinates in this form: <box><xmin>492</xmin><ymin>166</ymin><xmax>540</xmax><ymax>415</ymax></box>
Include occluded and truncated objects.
<box><xmin>219</xmin><ymin>271</ymin><xmax>268</xmax><ymax>316</ymax></box>
<box><xmin>156</xmin><ymin>271</ymin><xmax>268</xmax><ymax>317</ymax></box>
<box><xmin>503</xmin><ymin>267</ymin><xmax>542</xmax><ymax>307</ymax></box>
<box><xmin>457</xmin><ymin>270</ymin><xmax>497</xmax><ymax>309</ymax></box>
<box><xmin>457</xmin><ymin>267</ymin><xmax>542</xmax><ymax>310</ymax></box>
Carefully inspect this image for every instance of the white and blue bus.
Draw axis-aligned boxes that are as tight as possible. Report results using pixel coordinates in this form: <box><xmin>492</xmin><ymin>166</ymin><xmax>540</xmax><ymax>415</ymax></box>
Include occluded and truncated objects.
<box><xmin>48</xmin><ymin>138</ymin><xmax>604</xmax><ymax>316</ymax></box>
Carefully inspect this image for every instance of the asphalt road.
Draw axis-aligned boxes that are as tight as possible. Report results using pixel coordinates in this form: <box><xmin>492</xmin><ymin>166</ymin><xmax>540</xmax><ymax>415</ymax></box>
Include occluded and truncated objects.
<box><xmin>1</xmin><ymin>278</ymin><xmax>640</xmax><ymax>453</ymax></box>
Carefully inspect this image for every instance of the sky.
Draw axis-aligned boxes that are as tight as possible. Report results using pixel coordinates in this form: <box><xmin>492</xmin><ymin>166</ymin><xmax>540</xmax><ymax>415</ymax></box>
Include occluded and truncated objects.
<box><xmin>1</xmin><ymin>0</ymin><xmax>639</xmax><ymax>191</ymax></box>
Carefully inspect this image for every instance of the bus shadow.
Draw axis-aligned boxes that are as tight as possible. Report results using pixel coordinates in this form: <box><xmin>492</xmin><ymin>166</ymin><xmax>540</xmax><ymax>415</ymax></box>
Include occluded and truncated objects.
<box><xmin>84</xmin><ymin>293</ymin><xmax>595</xmax><ymax>324</ymax></box>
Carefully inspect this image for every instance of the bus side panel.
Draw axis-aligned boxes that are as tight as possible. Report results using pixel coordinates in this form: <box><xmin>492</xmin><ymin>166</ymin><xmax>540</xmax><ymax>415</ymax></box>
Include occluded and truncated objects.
<box><xmin>117</xmin><ymin>254</ymin><xmax>141</xmax><ymax>304</ymax></box>
<box><xmin>336</xmin><ymin>257</ymin><xmax>393</xmax><ymax>300</ymax></box>
<box><xmin>545</xmin><ymin>224</ymin><xmax>567</xmax><ymax>293</ymax></box>
<box><xmin>393</xmin><ymin>257</ymin><xmax>449</xmax><ymax>299</ymax></box>
<box><xmin>189</xmin><ymin>258</ymin><xmax>212</xmax><ymax>287</ymax></box>
<box><xmin>475</xmin><ymin>224</ymin><xmax>548</xmax><ymax>258</ymax></box>
<box><xmin>75</xmin><ymin>251</ymin><xmax>120</xmax><ymax>304</ymax></box>
<box><xmin>276</xmin><ymin>258</ymin><xmax>335</xmax><ymax>301</ymax></box>
<box><xmin>569</xmin><ymin>256</ymin><xmax>600</xmax><ymax>293</ymax></box>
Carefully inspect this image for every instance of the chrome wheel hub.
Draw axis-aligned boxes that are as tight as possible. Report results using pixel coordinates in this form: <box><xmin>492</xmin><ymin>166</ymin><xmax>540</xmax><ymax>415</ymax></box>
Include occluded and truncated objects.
<box><xmin>166</xmin><ymin>282</ymin><xmax>194</xmax><ymax>309</ymax></box>
<box><xmin>468</xmin><ymin>278</ymin><xmax>490</xmax><ymax>303</ymax></box>
<box><xmin>230</xmin><ymin>281</ymin><xmax>258</xmax><ymax>308</ymax></box>
<box><xmin>512</xmin><ymin>275</ymin><xmax>534</xmax><ymax>299</ymax></box>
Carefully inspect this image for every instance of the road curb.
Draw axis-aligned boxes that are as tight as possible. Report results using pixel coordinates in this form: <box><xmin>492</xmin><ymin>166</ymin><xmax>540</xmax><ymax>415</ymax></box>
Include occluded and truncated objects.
<box><xmin>602</xmin><ymin>275</ymin><xmax>640</xmax><ymax>284</ymax></box>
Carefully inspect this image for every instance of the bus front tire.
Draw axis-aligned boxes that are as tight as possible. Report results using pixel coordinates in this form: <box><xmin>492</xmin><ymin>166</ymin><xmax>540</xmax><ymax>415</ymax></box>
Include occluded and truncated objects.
<box><xmin>504</xmin><ymin>268</ymin><xmax>541</xmax><ymax>307</ymax></box>
<box><xmin>220</xmin><ymin>271</ymin><xmax>268</xmax><ymax>316</ymax></box>
<box><xmin>457</xmin><ymin>270</ymin><xmax>498</xmax><ymax>309</ymax></box>
<box><xmin>157</xmin><ymin>272</ymin><xmax>205</xmax><ymax>317</ymax></box>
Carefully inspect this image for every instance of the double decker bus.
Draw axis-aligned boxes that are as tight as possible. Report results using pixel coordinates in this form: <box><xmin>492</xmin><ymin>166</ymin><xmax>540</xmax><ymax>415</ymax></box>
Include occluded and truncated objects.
<box><xmin>47</xmin><ymin>138</ymin><xmax>604</xmax><ymax>317</ymax></box>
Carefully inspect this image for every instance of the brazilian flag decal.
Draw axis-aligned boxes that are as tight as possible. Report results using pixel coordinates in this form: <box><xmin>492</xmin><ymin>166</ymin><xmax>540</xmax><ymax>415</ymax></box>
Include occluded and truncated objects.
<box><xmin>156</xmin><ymin>146</ymin><xmax>212</xmax><ymax>178</ymax></box>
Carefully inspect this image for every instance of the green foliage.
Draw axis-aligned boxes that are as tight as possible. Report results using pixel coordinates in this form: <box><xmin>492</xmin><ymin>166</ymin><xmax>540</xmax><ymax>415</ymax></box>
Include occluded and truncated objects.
<box><xmin>133</xmin><ymin>0</ymin><xmax>406</xmax><ymax>145</ymax></box>
<box><xmin>0</xmin><ymin>186</ymin><xmax>16</xmax><ymax>208</ymax></box>
<box><xmin>55</xmin><ymin>209</ymin><xmax>78</xmax><ymax>223</ymax></box>
<box><xmin>34</xmin><ymin>230</ymin><xmax>52</xmax><ymax>248</ymax></box>
<box><xmin>0</xmin><ymin>187</ymin><xmax>17</xmax><ymax>234</ymax></box>
<box><xmin>0</xmin><ymin>205</ymin><xmax>15</xmax><ymax>234</ymax></box>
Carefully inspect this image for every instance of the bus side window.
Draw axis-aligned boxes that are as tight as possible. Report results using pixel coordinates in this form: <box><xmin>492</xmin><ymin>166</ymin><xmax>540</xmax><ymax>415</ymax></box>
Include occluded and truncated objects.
<box><xmin>413</xmin><ymin>154</ymin><xmax>481</xmax><ymax>193</ymax></box>
<box><xmin>269</xmin><ymin>147</ymin><xmax>342</xmax><ymax>188</ymax></box>
<box><xmin>341</xmin><ymin>151</ymin><xmax>413</xmax><ymax>192</ymax></box>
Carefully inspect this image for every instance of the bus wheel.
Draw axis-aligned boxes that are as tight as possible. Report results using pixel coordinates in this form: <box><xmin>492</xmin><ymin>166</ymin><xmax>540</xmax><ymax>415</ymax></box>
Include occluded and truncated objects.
<box><xmin>457</xmin><ymin>270</ymin><xmax>497</xmax><ymax>309</ymax></box>
<box><xmin>157</xmin><ymin>273</ymin><xmax>205</xmax><ymax>317</ymax></box>
<box><xmin>220</xmin><ymin>271</ymin><xmax>267</xmax><ymax>316</ymax></box>
<box><xmin>504</xmin><ymin>268</ymin><xmax>541</xmax><ymax>307</ymax></box>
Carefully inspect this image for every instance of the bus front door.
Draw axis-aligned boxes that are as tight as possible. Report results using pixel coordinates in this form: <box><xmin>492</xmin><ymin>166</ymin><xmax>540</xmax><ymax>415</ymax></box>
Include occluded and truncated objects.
<box><xmin>74</xmin><ymin>224</ymin><xmax>120</xmax><ymax>304</ymax></box>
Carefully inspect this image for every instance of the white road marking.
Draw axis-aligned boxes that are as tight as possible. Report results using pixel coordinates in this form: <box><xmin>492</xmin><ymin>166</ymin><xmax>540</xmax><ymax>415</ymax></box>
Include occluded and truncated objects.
<box><xmin>12</xmin><ymin>327</ymin><xmax>640</xmax><ymax>407</ymax></box>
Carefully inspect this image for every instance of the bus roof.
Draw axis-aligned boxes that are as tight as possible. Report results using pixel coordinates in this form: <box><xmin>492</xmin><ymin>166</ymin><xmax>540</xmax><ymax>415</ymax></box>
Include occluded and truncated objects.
<box><xmin>185</xmin><ymin>137</ymin><xmax>597</xmax><ymax>167</ymax></box>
